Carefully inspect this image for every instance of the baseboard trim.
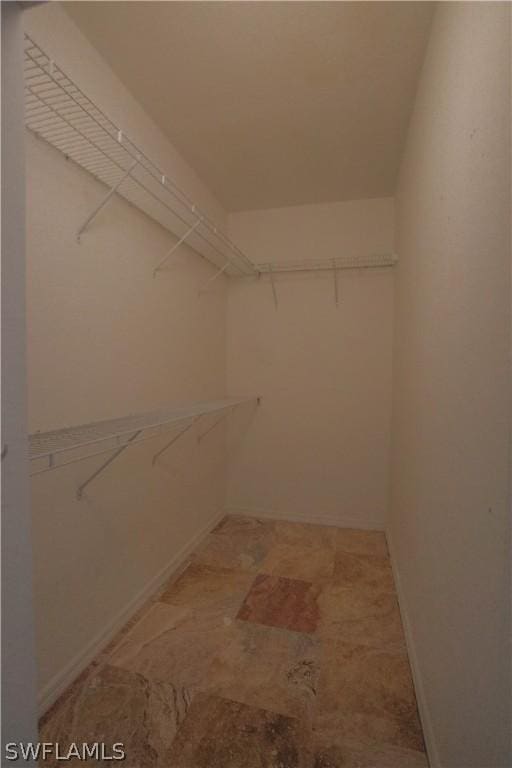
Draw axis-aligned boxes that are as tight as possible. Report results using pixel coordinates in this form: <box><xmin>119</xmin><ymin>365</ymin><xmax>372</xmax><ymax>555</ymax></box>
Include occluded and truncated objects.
<box><xmin>386</xmin><ymin>530</ymin><xmax>441</xmax><ymax>768</ymax></box>
<box><xmin>37</xmin><ymin>507</ymin><xmax>225</xmax><ymax>716</ymax></box>
<box><xmin>225</xmin><ymin>504</ymin><xmax>385</xmax><ymax>531</ymax></box>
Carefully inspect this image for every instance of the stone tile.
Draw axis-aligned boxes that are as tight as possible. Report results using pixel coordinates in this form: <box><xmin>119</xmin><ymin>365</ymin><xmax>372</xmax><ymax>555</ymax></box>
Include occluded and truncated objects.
<box><xmin>260</xmin><ymin>522</ymin><xmax>336</xmax><ymax>582</ymax></box>
<box><xmin>192</xmin><ymin>528</ymin><xmax>273</xmax><ymax>572</ymax></box>
<box><xmin>335</xmin><ymin>528</ymin><xmax>389</xmax><ymax>559</ymax></box>
<box><xmin>317</xmin><ymin>585</ymin><xmax>406</xmax><ymax>652</ymax></box>
<box><xmin>332</xmin><ymin>552</ymin><xmax>395</xmax><ymax>592</ymax></box>
<box><xmin>237</xmin><ymin>573</ymin><xmax>321</xmax><ymax>633</ymax></box>
<box><xmin>108</xmin><ymin>601</ymin><xmax>228</xmax><ymax>689</ymax></box>
<box><xmin>274</xmin><ymin>521</ymin><xmax>337</xmax><ymax>549</ymax></box>
<box><xmin>40</xmin><ymin>517</ymin><xmax>427</xmax><ymax>765</ymax></box>
<box><xmin>205</xmin><ymin>620</ymin><xmax>320</xmax><ymax>721</ymax></box>
<box><xmin>310</xmin><ymin>734</ymin><xmax>428</xmax><ymax>767</ymax></box>
<box><xmin>160</xmin><ymin>562</ymin><xmax>253</xmax><ymax>617</ymax></box>
<box><xmin>261</xmin><ymin>541</ymin><xmax>336</xmax><ymax>582</ymax></box>
<box><xmin>167</xmin><ymin>693</ymin><xmax>310</xmax><ymax>768</ymax></box>
<box><xmin>212</xmin><ymin>514</ymin><xmax>276</xmax><ymax>538</ymax></box>
<box><xmin>315</xmin><ymin>642</ymin><xmax>425</xmax><ymax>754</ymax></box>
<box><xmin>40</xmin><ymin>664</ymin><xmax>192</xmax><ymax>767</ymax></box>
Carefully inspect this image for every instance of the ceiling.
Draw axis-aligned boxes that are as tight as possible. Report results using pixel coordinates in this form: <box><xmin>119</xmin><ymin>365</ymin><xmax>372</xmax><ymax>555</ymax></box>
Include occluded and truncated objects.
<box><xmin>64</xmin><ymin>1</ymin><xmax>434</xmax><ymax>212</ymax></box>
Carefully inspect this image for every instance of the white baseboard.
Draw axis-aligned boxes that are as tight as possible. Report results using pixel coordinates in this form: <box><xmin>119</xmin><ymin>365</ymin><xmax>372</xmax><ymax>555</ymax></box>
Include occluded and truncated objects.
<box><xmin>38</xmin><ymin>507</ymin><xmax>225</xmax><ymax>716</ymax></box>
<box><xmin>225</xmin><ymin>504</ymin><xmax>385</xmax><ymax>531</ymax></box>
<box><xmin>386</xmin><ymin>530</ymin><xmax>441</xmax><ymax>768</ymax></box>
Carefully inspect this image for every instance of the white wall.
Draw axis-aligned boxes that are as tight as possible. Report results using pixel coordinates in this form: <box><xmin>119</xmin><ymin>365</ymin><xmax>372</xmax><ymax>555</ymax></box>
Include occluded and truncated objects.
<box><xmin>25</xmin><ymin>4</ymin><xmax>231</xmax><ymax>712</ymax></box>
<box><xmin>389</xmin><ymin>4</ymin><xmax>511</xmax><ymax>767</ymax></box>
<box><xmin>227</xmin><ymin>199</ymin><xmax>394</xmax><ymax>529</ymax></box>
<box><xmin>1</xmin><ymin>2</ymin><xmax>39</xmax><ymax>753</ymax></box>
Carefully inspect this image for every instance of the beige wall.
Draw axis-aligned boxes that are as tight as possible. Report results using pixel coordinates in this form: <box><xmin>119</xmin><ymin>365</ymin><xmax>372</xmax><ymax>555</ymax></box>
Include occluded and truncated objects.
<box><xmin>26</xmin><ymin>4</ymin><xmax>226</xmax><ymax>230</ymax></box>
<box><xmin>227</xmin><ymin>199</ymin><xmax>394</xmax><ymax>529</ymax></box>
<box><xmin>25</xmin><ymin>4</ymin><xmax>230</xmax><ymax>711</ymax></box>
<box><xmin>389</xmin><ymin>4</ymin><xmax>511</xmax><ymax>767</ymax></box>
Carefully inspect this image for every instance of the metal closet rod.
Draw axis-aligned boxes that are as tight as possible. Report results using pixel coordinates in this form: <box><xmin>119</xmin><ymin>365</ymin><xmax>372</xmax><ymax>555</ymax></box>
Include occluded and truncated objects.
<box><xmin>24</xmin><ymin>35</ymin><xmax>256</xmax><ymax>275</ymax></box>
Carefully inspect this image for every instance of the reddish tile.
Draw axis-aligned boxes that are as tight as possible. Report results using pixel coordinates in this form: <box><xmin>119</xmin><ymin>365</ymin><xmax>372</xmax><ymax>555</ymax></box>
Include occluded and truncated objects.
<box><xmin>237</xmin><ymin>573</ymin><xmax>320</xmax><ymax>633</ymax></box>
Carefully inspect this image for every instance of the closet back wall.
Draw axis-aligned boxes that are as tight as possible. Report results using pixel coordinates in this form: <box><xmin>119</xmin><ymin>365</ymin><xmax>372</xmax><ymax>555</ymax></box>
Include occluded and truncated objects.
<box><xmin>227</xmin><ymin>198</ymin><xmax>394</xmax><ymax>530</ymax></box>
<box><xmin>26</xmin><ymin>4</ymin><xmax>229</xmax><ymax>713</ymax></box>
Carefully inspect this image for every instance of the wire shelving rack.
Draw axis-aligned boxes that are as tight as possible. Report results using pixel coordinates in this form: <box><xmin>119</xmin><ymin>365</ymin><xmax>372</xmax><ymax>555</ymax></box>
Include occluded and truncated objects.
<box><xmin>23</xmin><ymin>34</ymin><xmax>256</xmax><ymax>277</ymax></box>
<box><xmin>29</xmin><ymin>397</ymin><xmax>259</xmax><ymax>498</ymax></box>
<box><xmin>24</xmin><ymin>33</ymin><xmax>398</xmax><ymax>287</ymax></box>
<box><xmin>23</xmin><ymin>35</ymin><xmax>399</xmax><ymax>491</ymax></box>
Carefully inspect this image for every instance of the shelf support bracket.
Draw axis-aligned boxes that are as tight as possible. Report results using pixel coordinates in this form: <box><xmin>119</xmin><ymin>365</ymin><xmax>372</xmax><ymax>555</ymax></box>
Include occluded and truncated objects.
<box><xmin>153</xmin><ymin>218</ymin><xmax>202</xmax><ymax>276</ymax></box>
<box><xmin>76</xmin><ymin>158</ymin><xmax>139</xmax><ymax>241</ymax></box>
<box><xmin>333</xmin><ymin>258</ymin><xmax>339</xmax><ymax>307</ymax></box>
<box><xmin>198</xmin><ymin>261</ymin><xmax>230</xmax><ymax>294</ymax></box>
<box><xmin>152</xmin><ymin>415</ymin><xmax>202</xmax><ymax>465</ymax></box>
<box><xmin>269</xmin><ymin>264</ymin><xmax>278</xmax><ymax>309</ymax></box>
<box><xmin>76</xmin><ymin>429</ymin><xmax>142</xmax><ymax>500</ymax></box>
<box><xmin>197</xmin><ymin>407</ymin><xmax>233</xmax><ymax>443</ymax></box>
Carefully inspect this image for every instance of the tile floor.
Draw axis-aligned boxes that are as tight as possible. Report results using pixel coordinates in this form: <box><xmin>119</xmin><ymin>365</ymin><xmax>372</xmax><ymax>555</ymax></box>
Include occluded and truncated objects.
<box><xmin>40</xmin><ymin>515</ymin><xmax>428</xmax><ymax>767</ymax></box>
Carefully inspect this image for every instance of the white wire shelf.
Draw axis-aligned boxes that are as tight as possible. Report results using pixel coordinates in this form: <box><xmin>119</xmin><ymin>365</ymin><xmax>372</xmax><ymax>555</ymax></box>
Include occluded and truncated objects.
<box><xmin>29</xmin><ymin>397</ymin><xmax>260</xmax><ymax>498</ymax></box>
<box><xmin>256</xmin><ymin>253</ymin><xmax>397</xmax><ymax>308</ymax></box>
<box><xmin>23</xmin><ymin>33</ymin><xmax>399</xmax><ymax>287</ymax></box>
<box><xmin>256</xmin><ymin>253</ymin><xmax>397</xmax><ymax>274</ymax></box>
<box><xmin>23</xmin><ymin>34</ymin><xmax>256</xmax><ymax>278</ymax></box>
<box><xmin>29</xmin><ymin>397</ymin><xmax>256</xmax><ymax>462</ymax></box>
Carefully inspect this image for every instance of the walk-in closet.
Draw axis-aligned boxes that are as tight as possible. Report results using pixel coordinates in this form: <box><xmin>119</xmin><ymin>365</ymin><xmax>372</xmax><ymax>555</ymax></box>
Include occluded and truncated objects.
<box><xmin>2</xmin><ymin>2</ymin><xmax>511</xmax><ymax>767</ymax></box>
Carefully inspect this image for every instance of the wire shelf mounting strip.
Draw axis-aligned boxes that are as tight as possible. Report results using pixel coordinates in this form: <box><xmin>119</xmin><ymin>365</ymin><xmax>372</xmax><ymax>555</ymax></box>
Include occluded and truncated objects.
<box><xmin>23</xmin><ymin>34</ymin><xmax>257</xmax><ymax>278</ymax></box>
<box><xmin>29</xmin><ymin>397</ymin><xmax>260</xmax><ymax>498</ymax></box>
